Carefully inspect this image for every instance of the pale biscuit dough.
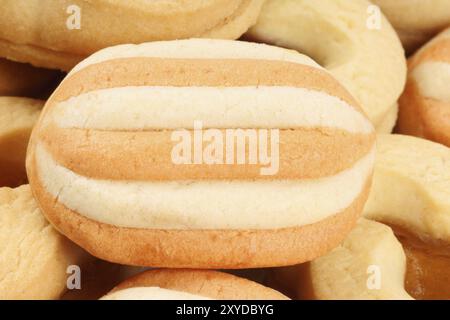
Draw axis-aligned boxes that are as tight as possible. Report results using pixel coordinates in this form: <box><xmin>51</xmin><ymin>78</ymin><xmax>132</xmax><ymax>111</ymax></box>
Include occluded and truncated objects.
<box><xmin>364</xmin><ymin>134</ymin><xmax>450</xmax><ymax>242</ymax></box>
<box><xmin>50</xmin><ymin>86</ymin><xmax>372</xmax><ymax>133</ymax></box>
<box><xmin>245</xmin><ymin>0</ymin><xmax>407</xmax><ymax>133</ymax></box>
<box><xmin>0</xmin><ymin>185</ymin><xmax>85</xmax><ymax>299</ymax></box>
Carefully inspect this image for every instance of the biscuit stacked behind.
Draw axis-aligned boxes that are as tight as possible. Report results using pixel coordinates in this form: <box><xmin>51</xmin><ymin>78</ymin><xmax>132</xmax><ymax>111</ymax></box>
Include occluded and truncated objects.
<box><xmin>0</xmin><ymin>0</ymin><xmax>264</xmax><ymax>71</ymax></box>
<box><xmin>372</xmin><ymin>0</ymin><xmax>450</xmax><ymax>54</ymax></box>
<box><xmin>27</xmin><ymin>39</ymin><xmax>376</xmax><ymax>269</ymax></box>
<box><xmin>102</xmin><ymin>269</ymin><xmax>289</xmax><ymax>300</ymax></box>
<box><xmin>398</xmin><ymin>28</ymin><xmax>450</xmax><ymax>147</ymax></box>
<box><xmin>0</xmin><ymin>97</ymin><xmax>43</xmax><ymax>187</ymax></box>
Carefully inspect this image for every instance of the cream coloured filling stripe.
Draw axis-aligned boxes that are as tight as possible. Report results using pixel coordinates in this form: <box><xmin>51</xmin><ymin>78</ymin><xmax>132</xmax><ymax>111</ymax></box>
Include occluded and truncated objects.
<box><xmin>48</xmin><ymin>86</ymin><xmax>373</xmax><ymax>133</ymax></box>
<box><xmin>36</xmin><ymin>143</ymin><xmax>375</xmax><ymax>230</ymax></box>
<box><xmin>101</xmin><ymin>287</ymin><xmax>211</xmax><ymax>300</ymax></box>
<box><xmin>412</xmin><ymin>61</ymin><xmax>450</xmax><ymax>103</ymax></box>
<box><xmin>70</xmin><ymin>39</ymin><xmax>321</xmax><ymax>75</ymax></box>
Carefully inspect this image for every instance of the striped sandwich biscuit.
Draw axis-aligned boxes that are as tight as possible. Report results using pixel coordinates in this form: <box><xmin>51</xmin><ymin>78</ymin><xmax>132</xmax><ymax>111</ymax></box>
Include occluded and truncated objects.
<box><xmin>397</xmin><ymin>28</ymin><xmax>450</xmax><ymax>147</ymax></box>
<box><xmin>27</xmin><ymin>39</ymin><xmax>376</xmax><ymax>268</ymax></box>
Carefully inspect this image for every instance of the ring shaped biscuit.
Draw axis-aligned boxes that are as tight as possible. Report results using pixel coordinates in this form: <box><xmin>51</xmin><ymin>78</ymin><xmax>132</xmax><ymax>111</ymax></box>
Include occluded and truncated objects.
<box><xmin>0</xmin><ymin>97</ymin><xmax>43</xmax><ymax>187</ymax></box>
<box><xmin>270</xmin><ymin>134</ymin><xmax>450</xmax><ymax>300</ymax></box>
<box><xmin>101</xmin><ymin>269</ymin><xmax>288</xmax><ymax>300</ymax></box>
<box><xmin>0</xmin><ymin>0</ymin><xmax>264</xmax><ymax>71</ymax></box>
<box><xmin>371</xmin><ymin>0</ymin><xmax>450</xmax><ymax>54</ymax></box>
<box><xmin>397</xmin><ymin>28</ymin><xmax>450</xmax><ymax>147</ymax></box>
<box><xmin>245</xmin><ymin>0</ymin><xmax>407</xmax><ymax>133</ymax></box>
<box><xmin>0</xmin><ymin>185</ymin><xmax>85</xmax><ymax>299</ymax></box>
<box><xmin>27</xmin><ymin>39</ymin><xmax>376</xmax><ymax>268</ymax></box>
<box><xmin>0</xmin><ymin>58</ymin><xmax>61</xmax><ymax>98</ymax></box>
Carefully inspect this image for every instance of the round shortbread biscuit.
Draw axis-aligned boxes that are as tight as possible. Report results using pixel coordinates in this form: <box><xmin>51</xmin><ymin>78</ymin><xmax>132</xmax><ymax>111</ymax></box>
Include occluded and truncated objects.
<box><xmin>27</xmin><ymin>39</ymin><xmax>376</xmax><ymax>268</ymax></box>
<box><xmin>245</xmin><ymin>0</ymin><xmax>407</xmax><ymax>133</ymax></box>
<box><xmin>397</xmin><ymin>28</ymin><xmax>450</xmax><ymax>147</ymax></box>
<box><xmin>0</xmin><ymin>58</ymin><xmax>61</xmax><ymax>98</ymax></box>
<box><xmin>371</xmin><ymin>0</ymin><xmax>450</xmax><ymax>54</ymax></box>
<box><xmin>101</xmin><ymin>269</ymin><xmax>288</xmax><ymax>300</ymax></box>
<box><xmin>0</xmin><ymin>185</ymin><xmax>86</xmax><ymax>299</ymax></box>
<box><xmin>0</xmin><ymin>0</ymin><xmax>264</xmax><ymax>71</ymax></box>
<box><xmin>269</xmin><ymin>134</ymin><xmax>450</xmax><ymax>300</ymax></box>
<box><xmin>364</xmin><ymin>134</ymin><xmax>450</xmax><ymax>242</ymax></box>
<box><xmin>0</xmin><ymin>97</ymin><xmax>43</xmax><ymax>187</ymax></box>
<box><xmin>270</xmin><ymin>218</ymin><xmax>413</xmax><ymax>300</ymax></box>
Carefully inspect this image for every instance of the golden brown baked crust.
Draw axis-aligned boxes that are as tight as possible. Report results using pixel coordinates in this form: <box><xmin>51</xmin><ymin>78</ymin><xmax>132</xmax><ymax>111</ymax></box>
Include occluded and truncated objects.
<box><xmin>27</xmin><ymin>152</ymin><xmax>371</xmax><ymax>268</ymax></box>
<box><xmin>49</xmin><ymin>58</ymin><xmax>361</xmax><ymax>108</ymax></box>
<box><xmin>108</xmin><ymin>269</ymin><xmax>289</xmax><ymax>300</ymax></box>
<box><xmin>39</xmin><ymin>124</ymin><xmax>373</xmax><ymax>181</ymax></box>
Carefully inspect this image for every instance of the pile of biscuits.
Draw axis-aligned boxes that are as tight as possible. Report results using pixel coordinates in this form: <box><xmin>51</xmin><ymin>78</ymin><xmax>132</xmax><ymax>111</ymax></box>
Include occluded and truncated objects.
<box><xmin>1</xmin><ymin>0</ymin><xmax>449</xmax><ymax>300</ymax></box>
